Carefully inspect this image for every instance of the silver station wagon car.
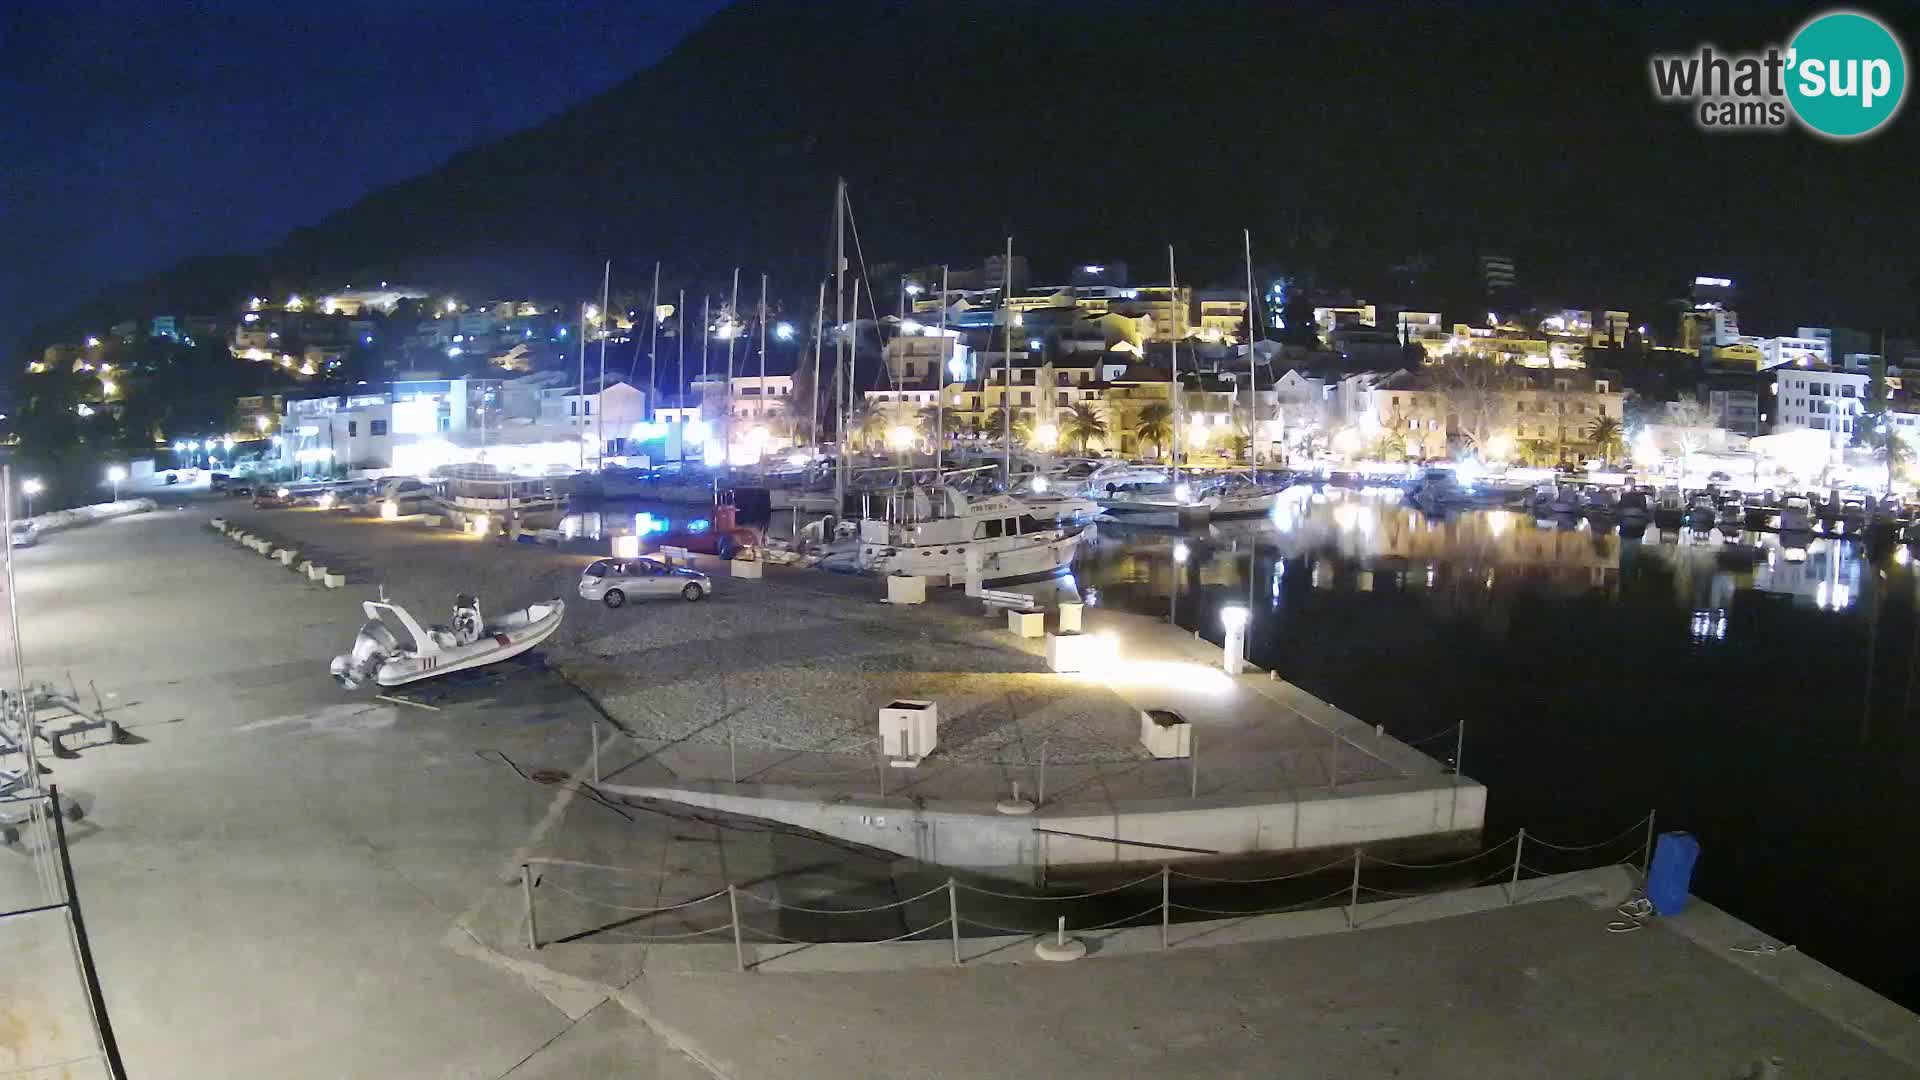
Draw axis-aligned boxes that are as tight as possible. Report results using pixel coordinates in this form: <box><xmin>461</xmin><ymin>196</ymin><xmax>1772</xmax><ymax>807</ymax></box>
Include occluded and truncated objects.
<box><xmin>578</xmin><ymin>556</ymin><xmax>711</xmax><ymax>607</ymax></box>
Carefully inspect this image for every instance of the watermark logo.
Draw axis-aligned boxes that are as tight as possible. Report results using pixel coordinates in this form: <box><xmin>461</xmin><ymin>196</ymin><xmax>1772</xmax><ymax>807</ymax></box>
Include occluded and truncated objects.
<box><xmin>1649</xmin><ymin>9</ymin><xmax>1907</xmax><ymax>139</ymax></box>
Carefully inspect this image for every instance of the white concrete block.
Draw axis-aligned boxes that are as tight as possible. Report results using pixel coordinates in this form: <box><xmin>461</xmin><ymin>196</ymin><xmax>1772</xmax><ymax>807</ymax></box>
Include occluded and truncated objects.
<box><xmin>307</xmin><ymin>564</ymin><xmax>327</xmax><ymax>581</ymax></box>
<box><xmin>323</xmin><ymin>572</ymin><xmax>345</xmax><ymax>589</ymax></box>
<box><xmin>879</xmin><ymin>699</ymin><xmax>938</xmax><ymax>764</ymax></box>
<box><xmin>1139</xmin><ymin>709</ymin><xmax>1192</xmax><ymax>759</ymax></box>
<box><xmin>209</xmin><ymin>518</ymin><xmax>226</xmax><ymax>531</ymax></box>
<box><xmin>1057</xmin><ymin>601</ymin><xmax>1083</xmax><ymax>633</ymax></box>
<box><xmin>884</xmin><ymin>573</ymin><xmax>924</xmax><ymax>604</ymax></box>
<box><xmin>296</xmin><ymin>560</ymin><xmax>313</xmax><ymax>576</ymax></box>
<box><xmin>731</xmin><ymin>557</ymin><xmax>763</xmax><ymax>579</ymax></box>
<box><xmin>1043</xmin><ymin>631</ymin><xmax>1107</xmax><ymax>673</ymax></box>
<box><xmin>277</xmin><ymin>549</ymin><xmax>298</xmax><ymax>567</ymax></box>
<box><xmin>1006</xmin><ymin>609</ymin><xmax>1044</xmax><ymax>639</ymax></box>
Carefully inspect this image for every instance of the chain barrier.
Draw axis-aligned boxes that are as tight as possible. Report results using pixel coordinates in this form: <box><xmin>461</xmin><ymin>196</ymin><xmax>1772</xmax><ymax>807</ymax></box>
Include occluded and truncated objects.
<box><xmin>521</xmin><ymin>809</ymin><xmax>1659</xmax><ymax>965</ymax></box>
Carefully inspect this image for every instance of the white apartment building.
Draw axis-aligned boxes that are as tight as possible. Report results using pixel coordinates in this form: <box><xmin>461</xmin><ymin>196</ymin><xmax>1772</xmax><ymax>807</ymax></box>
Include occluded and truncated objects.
<box><xmin>1760</xmin><ymin>335</ymin><xmax>1832</xmax><ymax>370</ymax></box>
<box><xmin>1773</xmin><ymin>366</ymin><xmax>1866</xmax><ymax>448</ymax></box>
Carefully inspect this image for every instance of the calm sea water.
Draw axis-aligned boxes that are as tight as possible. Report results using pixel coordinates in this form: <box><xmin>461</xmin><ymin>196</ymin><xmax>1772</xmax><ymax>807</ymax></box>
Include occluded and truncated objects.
<box><xmin>1074</xmin><ymin>486</ymin><xmax>1920</xmax><ymax>1009</ymax></box>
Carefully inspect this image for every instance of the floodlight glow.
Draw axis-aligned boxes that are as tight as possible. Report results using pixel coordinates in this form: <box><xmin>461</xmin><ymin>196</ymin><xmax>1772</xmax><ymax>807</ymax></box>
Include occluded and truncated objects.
<box><xmin>1220</xmin><ymin>605</ymin><xmax>1249</xmax><ymax>630</ymax></box>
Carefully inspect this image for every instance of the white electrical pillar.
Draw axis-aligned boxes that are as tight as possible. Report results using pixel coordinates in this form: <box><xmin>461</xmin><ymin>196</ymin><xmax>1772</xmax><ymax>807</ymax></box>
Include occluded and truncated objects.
<box><xmin>1220</xmin><ymin>605</ymin><xmax>1249</xmax><ymax>676</ymax></box>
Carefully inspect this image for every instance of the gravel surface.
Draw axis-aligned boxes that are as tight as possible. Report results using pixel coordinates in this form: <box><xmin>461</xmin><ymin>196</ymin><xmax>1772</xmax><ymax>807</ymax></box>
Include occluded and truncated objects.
<box><xmin>226</xmin><ymin>506</ymin><xmax>1149</xmax><ymax>766</ymax></box>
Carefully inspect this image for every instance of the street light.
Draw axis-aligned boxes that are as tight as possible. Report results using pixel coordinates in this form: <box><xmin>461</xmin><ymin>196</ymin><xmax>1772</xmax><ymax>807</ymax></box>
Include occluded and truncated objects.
<box><xmin>1170</xmin><ymin>540</ymin><xmax>1190</xmax><ymax>626</ymax></box>
<box><xmin>106</xmin><ymin>465</ymin><xmax>127</xmax><ymax>502</ymax></box>
<box><xmin>21</xmin><ymin>478</ymin><xmax>42</xmax><ymax>517</ymax></box>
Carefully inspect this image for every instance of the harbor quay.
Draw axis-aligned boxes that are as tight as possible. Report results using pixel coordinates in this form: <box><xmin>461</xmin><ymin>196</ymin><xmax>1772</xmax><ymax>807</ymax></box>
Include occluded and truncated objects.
<box><xmin>218</xmin><ymin>502</ymin><xmax>1485</xmax><ymax>881</ymax></box>
<box><xmin>3</xmin><ymin>504</ymin><xmax>1916</xmax><ymax>1078</ymax></box>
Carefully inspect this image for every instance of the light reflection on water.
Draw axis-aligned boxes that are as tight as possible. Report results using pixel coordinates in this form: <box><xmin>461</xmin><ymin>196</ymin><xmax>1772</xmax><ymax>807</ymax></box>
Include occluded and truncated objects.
<box><xmin>1071</xmin><ymin>492</ymin><xmax>1919</xmax><ymax>1009</ymax></box>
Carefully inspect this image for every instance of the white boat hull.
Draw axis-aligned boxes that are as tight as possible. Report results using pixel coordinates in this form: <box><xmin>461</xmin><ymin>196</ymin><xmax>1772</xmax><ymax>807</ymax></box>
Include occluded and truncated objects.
<box><xmin>1096</xmin><ymin>496</ymin><xmax>1216</xmax><ymax>526</ymax></box>
<box><xmin>860</xmin><ymin>531</ymin><xmax>1081</xmax><ymax>585</ymax></box>
<box><xmin>1210</xmin><ymin>489</ymin><xmax>1281</xmax><ymax>517</ymax></box>
<box><xmin>333</xmin><ymin>599</ymin><xmax>566</xmax><ymax>689</ymax></box>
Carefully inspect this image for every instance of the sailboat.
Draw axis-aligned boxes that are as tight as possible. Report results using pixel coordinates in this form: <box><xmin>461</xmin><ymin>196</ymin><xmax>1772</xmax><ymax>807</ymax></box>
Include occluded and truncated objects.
<box><xmin>1096</xmin><ymin>244</ymin><xmax>1218</xmax><ymax>527</ymax></box>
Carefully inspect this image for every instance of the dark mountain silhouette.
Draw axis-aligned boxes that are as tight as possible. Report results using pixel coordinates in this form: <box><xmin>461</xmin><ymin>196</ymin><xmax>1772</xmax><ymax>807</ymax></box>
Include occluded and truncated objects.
<box><xmin>19</xmin><ymin>0</ymin><xmax>1920</xmax><ymax>354</ymax></box>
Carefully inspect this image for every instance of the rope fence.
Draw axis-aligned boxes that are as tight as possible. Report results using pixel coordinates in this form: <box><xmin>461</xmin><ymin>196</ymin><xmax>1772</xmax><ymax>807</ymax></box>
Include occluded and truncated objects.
<box><xmin>516</xmin><ymin>809</ymin><xmax>1660</xmax><ymax>970</ymax></box>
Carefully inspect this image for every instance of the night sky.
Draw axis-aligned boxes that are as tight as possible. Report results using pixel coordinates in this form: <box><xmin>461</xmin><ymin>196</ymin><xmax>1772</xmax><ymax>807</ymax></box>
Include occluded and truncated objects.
<box><xmin>0</xmin><ymin>0</ymin><xmax>724</xmax><ymax>348</ymax></box>
<box><xmin>5</xmin><ymin>0</ymin><xmax>1918</xmax><ymax>352</ymax></box>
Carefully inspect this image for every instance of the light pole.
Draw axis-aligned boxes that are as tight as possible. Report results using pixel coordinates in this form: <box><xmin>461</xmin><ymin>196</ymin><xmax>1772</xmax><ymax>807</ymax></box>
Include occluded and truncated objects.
<box><xmin>21</xmin><ymin>478</ymin><xmax>41</xmax><ymax>518</ymax></box>
<box><xmin>106</xmin><ymin>465</ymin><xmax>126</xmax><ymax>502</ymax></box>
<box><xmin>1171</xmin><ymin>540</ymin><xmax>1190</xmax><ymax>626</ymax></box>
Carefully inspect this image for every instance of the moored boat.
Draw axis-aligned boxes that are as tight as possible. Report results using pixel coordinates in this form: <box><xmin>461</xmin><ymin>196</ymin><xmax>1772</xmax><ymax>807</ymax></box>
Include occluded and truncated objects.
<box><xmin>330</xmin><ymin>595</ymin><xmax>564</xmax><ymax>689</ymax></box>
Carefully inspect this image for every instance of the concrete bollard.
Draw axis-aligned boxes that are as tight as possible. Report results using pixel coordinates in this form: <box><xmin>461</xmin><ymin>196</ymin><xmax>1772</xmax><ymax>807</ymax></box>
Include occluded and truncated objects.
<box><xmin>210</xmin><ymin>518</ymin><xmax>227</xmax><ymax>531</ymax></box>
<box><xmin>277</xmin><ymin>549</ymin><xmax>298</xmax><ymax>567</ymax></box>
<box><xmin>1057</xmin><ymin>601</ymin><xmax>1083</xmax><ymax>633</ymax></box>
<box><xmin>307</xmin><ymin>564</ymin><xmax>327</xmax><ymax>581</ymax></box>
<box><xmin>296</xmin><ymin>560</ymin><xmax>313</xmax><ymax>576</ymax></box>
<box><xmin>1006</xmin><ymin>609</ymin><xmax>1044</xmax><ymax>639</ymax></box>
<box><xmin>884</xmin><ymin>573</ymin><xmax>924</xmax><ymax>603</ymax></box>
<box><xmin>323</xmin><ymin>572</ymin><xmax>345</xmax><ymax>589</ymax></box>
<box><xmin>732</xmin><ymin>557</ymin><xmax>764</xmax><ymax>580</ymax></box>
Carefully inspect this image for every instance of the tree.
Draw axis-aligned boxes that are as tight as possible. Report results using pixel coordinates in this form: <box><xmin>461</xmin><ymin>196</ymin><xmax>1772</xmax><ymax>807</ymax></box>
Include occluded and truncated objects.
<box><xmin>1518</xmin><ymin>438</ymin><xmax>1558</xmax><ymax>467</ymax></box>
<box><xmin>1278</xmin><ymin>298</ymin><xmax>1320</xmax><ymax>350</ymax></box>
<box><xmin>1132</xmin><ymin>402</ymin><xmax>1174</xmax><ymax>460</ymax></box>
<box><xmin>1061</xmin><ymin>402</ymin><xmax>1108</xmax><ymax>455</ymax></box>
<box><xmin>1432</xmin><ymin>353</ymin><xmax>1519</xmax><ymax>454</ymax></box>
<box><xmin>1859</xmin><ymin>353</ymin><xmax>1900</xmax><ymax>495</ymax></box>
<box><xmin>916</xmin><ymin>404</ymin><xmax>963</xmax><ymax>447</ymax></box>
<box><xmin>1661</xmin><ymin>398</ymin><xmax>1714</xmax><ymax>475</ymax></box>
<box><xmin>851</xmin><ymin>403</ymin><xmax>888</xmax><ymax>449</ymax></box>
<box><xmin>984</xmin><ymin>406</ymin><xmax>1030</xmax><ymax>446</ymax></box>
<box><xmin>1585</xmin><ymin>415</ymin><xmax>1623</xmax><ymax>463</ymax></box>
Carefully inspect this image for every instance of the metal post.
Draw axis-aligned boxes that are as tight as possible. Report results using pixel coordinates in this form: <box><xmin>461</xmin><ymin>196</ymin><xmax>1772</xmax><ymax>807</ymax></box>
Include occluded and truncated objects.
<box><xmin>728</xmin><ymin>718</ymin><xmax>738</xmax><ymax>784</ymax></box>
<box><xmin>1453</xmin><ymin>718</ymin><xmax>1466</xmax><ymax>777</ymax></box>
<box><xmin>1055</xmin><ymin>915</ymin><xmax>1068</xmax><ymax>948</ymax></box>
<box><xmin>1640</xmin><ymin>810</ymin><xmax>1657</xmax><ymax>879</ymax></box>
<box><xmin>729</xmin><ymin>884</ymin><xmax>746</xmax><ymax>972</ymax></box>
<box><xmin>1329</xmin><ymin>734</ymin><xmax>1339</xmax><ymax>792</ymax></box>
<box><xmin>1189</xmin><ymin>729</ymin><xmax>1198</xmax><ymax>799</ymax></box>
<box><xmin>1507</xmin><ymin>828</ymin><xmax>1525</xmax><ymax>904</ymax></box>
<box><xmin>49</xmin><ymin>789</ymin><xmax>127</xmax><ymax>1080</ymax></box>
<box><xmin>1160</xmin><ymin>865</ymin><xmax>1171</xmax><ymax>950</ymax></box>
<box><xmin>590</xmin><ymin>718</ymin><xmax>600</xmax><ymax>784</ymax></box>
<box><xmin>1346</xmin><ymin>849</ymin><xmax>1361</xmax><ymax>928</ymax></box>
<box><xmin>877</xmin><ymin>744</ymin><xmax>886</xmax><ymax>797</ymax></box>
<box><xmin>522</xmin><ymin>864</ymin><xmax>538</xmax><ymax>950</ymax></box>
<box><xmin>948</xmin><ymin>878</ymin><xmax>962</xmax><ymax>966</ymax></box>
<box><xmin>1037</xmin><ymin>741</ymin><xmax>1048</xmax><ymax>808</ymax></box>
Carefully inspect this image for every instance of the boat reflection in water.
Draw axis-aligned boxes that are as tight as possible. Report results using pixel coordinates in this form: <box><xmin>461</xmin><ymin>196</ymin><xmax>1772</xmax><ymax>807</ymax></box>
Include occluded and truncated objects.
<box><xmin>1072</xmin><ymin>487</ymin><xmax>1920</xmax><ymax>1011</ymax></box>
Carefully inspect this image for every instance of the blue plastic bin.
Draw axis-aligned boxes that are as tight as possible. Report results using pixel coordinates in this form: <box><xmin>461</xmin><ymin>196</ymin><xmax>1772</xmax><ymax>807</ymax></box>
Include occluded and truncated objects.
<box><xmin>1646</xmin><ymin>831</ymin><xmax>1700</xmax><ymax>916</ymax></box>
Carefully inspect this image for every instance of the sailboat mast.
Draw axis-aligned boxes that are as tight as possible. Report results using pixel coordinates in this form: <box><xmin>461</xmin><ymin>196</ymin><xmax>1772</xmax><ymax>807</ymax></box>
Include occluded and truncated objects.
<box><xmin>1002</xmin><ymin>235</ymin><xmax>1013</xmax><ymax>486</ymax></box>
<box><xmin>647</xmin><ymin>261</ymin><xmax>661</xmax><ymax>421</ymax></box>
<box><xmin>811</xmin><ymin>278</ymin><xmax>825</xmax><ymax>449</ymax></box>
<box><xmin>1244</xmin><ymin>228</ymin><xmax>1257</xmax><ymax>466</ymax></box>
<box><xmin>937</xmin><ymin>264</ymin><xmax>948</xmax><ymax>477</ymax></box>
<box><xmin>577</xmin><ymin>300</ymin><xmax>588</xmax><ymax>470</ymax></box>
<box><xmin>724</xmin><ymin>267</ymin><xmax>739</xmax><ymax>470</ymax></box>
<box><xmin>677</xmin><ymin>288</ymin><xmax>686</xmax><ymax>462</ymax></box>
<box><xmin>1169</xmin><ymin>243</ymin><xmax>1180</xmax><ymax>484</ymax></box>
<box><xmin>758</xmin><ymin>272</ymin><xmax>768</xmax><ymax>464</ymax></box>
<box><xmin>834</xmin><ymin>178</ymin><xmax>847</xmax><ymax>514</ymax></box>
<box><xmin>597</xmin><ymin>258</ymin><xmax>610</xmax><ymax>470</ymax></box>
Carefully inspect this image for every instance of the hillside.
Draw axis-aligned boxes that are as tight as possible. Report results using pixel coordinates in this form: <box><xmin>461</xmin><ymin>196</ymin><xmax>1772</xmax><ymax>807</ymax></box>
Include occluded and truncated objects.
<box><xmin>20</xmin><ymin>0</ymin><xmax>1920</xmax><ymax>352</ymax></box>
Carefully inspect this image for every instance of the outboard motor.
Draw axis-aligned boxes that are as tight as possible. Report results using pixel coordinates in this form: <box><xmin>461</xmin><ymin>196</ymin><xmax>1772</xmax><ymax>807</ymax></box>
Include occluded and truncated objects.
<box><xmin>451</xmin><ymin>594</ymin><xmax>482</xmax><ymax>645</ymax></box>
<box><xmin>330</xmin><ymin>619</ymin><xmax>400</xmax><ymax>689</ymax></box>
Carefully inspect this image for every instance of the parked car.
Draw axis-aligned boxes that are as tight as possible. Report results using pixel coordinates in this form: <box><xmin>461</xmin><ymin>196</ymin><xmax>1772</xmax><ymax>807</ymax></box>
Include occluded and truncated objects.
<box><xmin>577</xmin><ymin>557</ymin><xmax>711</xmax><ymax>607</ymax></box>
<box><xmin>9</xmin><ymin>520</ymin><xmax>39</xmax><ymax>548</ymax></box>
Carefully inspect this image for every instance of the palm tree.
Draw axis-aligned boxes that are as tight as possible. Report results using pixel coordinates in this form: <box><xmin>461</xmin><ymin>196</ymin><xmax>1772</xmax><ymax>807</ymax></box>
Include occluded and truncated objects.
<box><xmin>1518</xmin><ymin>438</ymin><xmax>1557</xmax><ymax>467</ymax></box>
<box><xmin>1132</xmin><ymin>402</ymin><xmax>1174</xmax><ymax>460</ymax></box>
<box><xmin>1061</xmin><ymin>402</ymin><xmax>1108</xmax><ymax>455</ymax></box>
<box><xmin>851</xmin><ymin>404</ymin><xmax>889</xmax><ymax>449</ymax></box>
<box><xmin>916</xmin><ymin>404</ymin><xmax>963</xmax><ymax>448</ymax></box>
<box><xmin>984</xmin><ymin>406</ymin><xmax>1030</xmax><ymax>446</ymax></box>
<box><xmin>1585</xmin><ymin>415</ymin><xmax>1623</xmax><ymax>463</ymax></box>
